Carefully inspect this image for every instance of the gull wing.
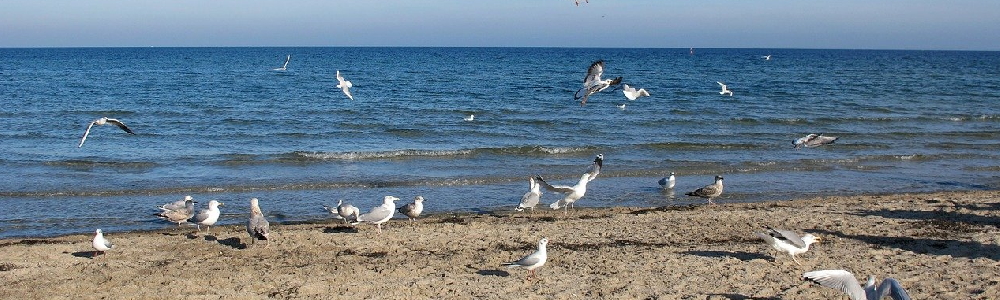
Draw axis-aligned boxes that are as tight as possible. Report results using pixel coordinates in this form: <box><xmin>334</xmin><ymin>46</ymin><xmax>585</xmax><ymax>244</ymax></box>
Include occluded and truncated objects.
<box><xmin>105</xmin><ymin>118</ymin><xmax>134</xmax><ymax>134</ymax></box>
<box><xmin>584</xmin><ymin>60</ymin><xmax>604</xmax><ymax>84</ymax></box>
<box><xmin>78</xmin><ymin>121</ymin><xmax>98</xmax><ymax>147</ymax></box>
<box><xmin>247</xmin><ymin>213</ymin><xmax>269</xmax><ymax>240</ymax></box>
<box><xmin>534</xmin><ymin>175</ymin><xmax>575</xmax><ymax>194</ymax></box>
<box><xmin>877</xmin><ymin>278</ymin><xmax>912</xmax><ymax>300</ymax></box>
<box><xmin>766</xmin><ymin>227</ymin><xmax>807</xmax><ymax>248</ymax></box>
<box><xmin>802</xmin><ymin>270</ymin><xmax>866</xmax><ymax>300</ymax></box>
<box><xmin>509</xmin><ymin>251</ymin><xmax>542</xmax><ymax>267</ymax></box>
<box><xmin>358</xmin><ymin>205</ymin><xmax>392</xmax><ymax>222</ymax></box>
<box><xmin>693</xmin><ymin>184</ymin><xmax>720</xmax><ymax>197</ymax></box>
<box><xmin>282</xmin><ymin>55</ymin><xmax>290</xmax><ymax>69</ymax></box>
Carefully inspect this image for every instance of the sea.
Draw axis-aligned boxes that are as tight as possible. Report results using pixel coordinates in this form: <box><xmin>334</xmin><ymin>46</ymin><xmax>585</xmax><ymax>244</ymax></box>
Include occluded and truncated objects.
<box><xmin>1</xmin><ymin>47</ymin><xmax>998</xmax><ymax>239</ymax></box>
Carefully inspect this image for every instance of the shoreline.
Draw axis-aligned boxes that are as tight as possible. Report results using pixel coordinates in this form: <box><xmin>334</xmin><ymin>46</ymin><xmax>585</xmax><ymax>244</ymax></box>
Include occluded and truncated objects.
<box><xmin>2</xmin><ymin>190</ymin><xmax>999</xmax><ymax>299</ymax></box>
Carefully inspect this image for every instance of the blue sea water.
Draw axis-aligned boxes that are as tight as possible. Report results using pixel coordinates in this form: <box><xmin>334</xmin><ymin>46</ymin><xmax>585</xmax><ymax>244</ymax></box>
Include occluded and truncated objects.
<box><xmin>1</xmin><ymin>47</ymin><xmax>999</xmax><ymax>238</ymax></box>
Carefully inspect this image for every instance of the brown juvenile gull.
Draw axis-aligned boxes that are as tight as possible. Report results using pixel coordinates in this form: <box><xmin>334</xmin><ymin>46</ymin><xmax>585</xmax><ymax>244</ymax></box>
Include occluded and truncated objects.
<box><xmin>155</xmin><ymin>198</ymin><xmax>196</xmax><ymax>225</ymax></box>
<box><xmin>397</xmin><ymin>196</ymin><xmax>424</xmax><ymax>223</ymax></box>
<box><xmin>685</xmin><ymin>175</ymin><xmax>724</xmax><ymax>204</ymax></box>
<box><xmin>91</xmin><ymin>229</ymin><xmax>114</xmax><ymax>258</ymax></box>
<box><xmin>754</xmin><ymin>227</ymin><xmax>821</xmax><ymax>265</ymax></box>
<box><xmin>503</xmin><ymin>237</ymin><xmax>549</xmax><ymax>282</ymax></box>
<box><xmin>515</xmin><ymin>176</ymin><xmax>542</xmax><ymax>213</ymax></box>
<box><xmin>803</xmin><ymin>270</ymin><xmax>912</xmax><ymax>300</ymax></box>
<box><xmin>794</xmin><ymin>133</ymin><xmax>839</xmax><ymax>148</ymax></box>
<box><xmin>246</xmin><ymin>198</ymin><xmax>270</xmax><ymax>247</ymax></box>
<box><xmin>354</xmin><ymin>196</ymin><xmax>398</xmax><ymax>233</ymax></box>
<box><xmin>78</xmin><ymin>117</ymin><xmax>135</xmax><ymax>147</ymax></box>
<box><xmin>537</xmin><ymin>154</ymin><xmax>603</xmax><ymax>215</ymax></box>
<box><xmin>192</xmin><ymin>200</ymin><xmax>224</xmax><ymax>233</ymax></box>
<box><xmin>574</xmin><ymin>60</ymin><xmax>622</xmax><ymax>106</ymax></box>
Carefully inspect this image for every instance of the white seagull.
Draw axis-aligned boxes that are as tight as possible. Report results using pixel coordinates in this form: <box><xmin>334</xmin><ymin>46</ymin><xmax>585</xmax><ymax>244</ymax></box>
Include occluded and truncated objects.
<box><xmin>397</xmin><ymin>196</ymin><xmax>425</xmax><ymax>223</ymax></box>
<box><xmin>515</xmin><ymin>177</ymin><xmax>542</xmax><ymax>213</ymax></box>
<box><xmin>658</xmin><ymin>172</ymin><xmax>676</xmax><ymax>189</ymax></box>
<box><xmin>78</xmin><ymin>117</ymin><xmax>135</xmax><ymax>148</ymax></box>
<box><xmin>717</xmin><ymin>81</ymin><xmax>733</xmax><ymax>96</ymax></box>
<box><xmin>754</xmin><ymin>227</ymin><xmax>821</xmax><ymax>265</ymax></box>
<box><xmin>574</xmin><ymin>60</ymin><xmax>622</xmax><ymax>106</ymax></box>
<box><xmin>616</xmin><ymin>103</ymin><xmax>626</xmax><ymax>110</ymax></box>
<box><xmin>537</xmin><ymin>154</ymin><xmax>603</xmax><ymax>214</ymax></box>
<box><xmin>336</xmin><ymin>70</ymin><xmax>354</xmax><ymax>100</ymax></box>
<box><xmin>622</xmin><ymin>84</ymin><xmax>650</xmax><ymax>101</ymax></box>
<box><xmin>763</xmin><ymin>54</ymin><xmax>772</xmax><ymax>60</ymax></box>
<box><xmin>91</xmin><ymin>229</ymin><xmax>113</xmax><ymax>258</ymax></box>
<box><xmin>324</xmin><ymin>199</ymin><xmax>361</xmax><ymax>224</ymax></box>
<box><xmin>464</xmin><ymin>114</ymin><xmax>475</xmax><ymax>121</ymax></box>
<box><xmin>247</xmin><ymin>198</ymin><xmax>270</xmax><ymax>248</ymax></box>
<box><xmin>794</xmin><ymin>133</ymin><xmax>839</xmax><ymax>148</ymax></box>
<box><xmin>273</xmin><ymin>55</ymin><xmax>290</xmax><ymax>71</ymax></box>
<box><xmin>355</xmin><ymin>196</ymin><xmax>398</xmax><ymax>233</ymax></box>
<box><xmin>192</xmin><ymin>200</ymin><xmax>224</xmax><ymax>233</ymax></box>
<box><xmin>803</xmin><ymin>270</ymin><xmax>912</xmax><ymax>300</ymax></box>
<box><xmin>503</xmin><ymin>237</ymin><xmax>548</xmax><ymax>282</ymax></box>
<box><xmin>685</xmin><ymin>175</ymin><xmax>724</xmax><ymax>204</ymax></box>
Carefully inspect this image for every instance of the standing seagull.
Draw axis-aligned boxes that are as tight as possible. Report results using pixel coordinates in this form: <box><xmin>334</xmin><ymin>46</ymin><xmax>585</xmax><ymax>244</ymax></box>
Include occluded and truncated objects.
<box><xmin>754</xmin><ymin>227</ymin><xmax>821</xmax><ymax>265</ymax></box>
<box><xmin>803</xmin><ymin>270</ymin><xmax>912</xmax><ymax>300</ymax></box>
<box><xmin>246</xmin><ymin>198</ymin><xmax>270</xmax><ymax>248</ymax></box>
<box><xmin>336</xmin><ymin>70</ymin><xmax>354</xmax><ymax>100</ymax></box>
<box><xmin>622</xmin><ymin>84</ymin><xmax>650</xmax><ymax>101</ymax></box>
<box><xmin>503</xmin><ymin>238</ymin><xmax>549</xmax><ymax>282</ymax></box>
<box><xmin>397</xmin><ymin>196</ymin><xmax>425</xmax><ymax>223</ymax></box>
<box><xmin>658</xmin><ymin>172</ymin><xmax>676</xmax><ymax>189</ymax></box>
<box><xmin>794</xmin><ymin>133</ymin><xmax>839</xmax><ymax>148</ymax></box>
<box><xmin>354</xmin><ymin>196</ymin><xmax>398</xmax><ymax>233</ymax></box>
<box><xmin>91</xmin><ymin>229</ymin><xmax>113</xmax><ymax>258</ymax></box>
<box><xmin>515</xmin><ymin>177</ymin><xmax>542</xmax><ymax>213</ymax></box>
<box><xmin>273</xmin><ymin>55</ymin><xmax>290</xmax><ymax>71</ymax></box>
<box><xmin>78</xmin><ymin>117</ymin><xmax>135</xmax><ymax>148</ymax></box>
<box><xmin>324</xmin><ymin>199</ymin><xmax>361</xmax><ymax>224</ymax></box>
<box><xmin>717</xmin><ymin>82</ymin><xmax>733</xmax><ymax>96</ymax></box>
<box><xmin>192</xmin><ymin>200</ymin><xmax>224</xmax><ymax>233</ymax></box>
<box><xmin>574</xmin><ymin>60</ymin><xmax>622</xmax><ymax>106</ymax></box>
<box><xmin>537</xmin><ymin>154</ymin><xmax>603</xmax><ymax>215</ymax></box>
<box><xmin>155</xmin><ymin>198</ymin><xmax>197</xmax><ymax>225</ymax></box>
<box><xmin>685</xmin><ymin>175</ymin><xmax>724</xmax><ymax>204</ymax></box>
<box><xmin>158</xmin><ymin>195</ymin><xmax>193</xmax><ymax>211</ymax></box>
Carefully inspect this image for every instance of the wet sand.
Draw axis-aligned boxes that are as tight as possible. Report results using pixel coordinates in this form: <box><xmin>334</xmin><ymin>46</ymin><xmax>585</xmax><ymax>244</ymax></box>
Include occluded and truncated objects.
<box><xmin>2</xmin><ymin>191</ymin><xmax>999</xmax><ymax>299</ymax></box>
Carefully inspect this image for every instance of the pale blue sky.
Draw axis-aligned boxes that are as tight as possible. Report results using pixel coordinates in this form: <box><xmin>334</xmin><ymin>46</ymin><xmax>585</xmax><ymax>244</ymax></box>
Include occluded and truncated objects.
<box><xmin>2</xmin><ymin>0</ymin><xmax>998</xmax><ymax>50</ymax></box>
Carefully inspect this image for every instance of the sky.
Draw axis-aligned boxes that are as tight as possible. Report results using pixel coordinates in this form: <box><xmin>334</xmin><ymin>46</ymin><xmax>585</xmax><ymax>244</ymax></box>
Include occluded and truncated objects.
<box><xmin>1</xmin><ymin>0</ymin><xmax>999</xmax><ymax>50</ymax></box>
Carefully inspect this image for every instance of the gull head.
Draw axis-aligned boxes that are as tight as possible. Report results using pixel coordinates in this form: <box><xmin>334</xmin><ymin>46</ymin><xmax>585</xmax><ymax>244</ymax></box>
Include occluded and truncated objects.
<box><xmin>538</xmin><ymin>237</ymin><xmax>549</xmax><ymax>248</ymax></box>
<box><xmin>384</xmin><ymin>196</ymin><xmax>399</xmax><ymax>204</ymax></box>
<box><xmin>802</xmin><ymin>234</ymin><xmax>821</xmax><ymax>245</ymax></box>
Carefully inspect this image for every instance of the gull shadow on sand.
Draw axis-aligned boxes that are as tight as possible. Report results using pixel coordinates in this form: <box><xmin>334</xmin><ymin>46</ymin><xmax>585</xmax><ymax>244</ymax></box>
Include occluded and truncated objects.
<box><xmin>476</xmin><ymin>269</ymin><xmax>510</xmax><ymax>277</ymax></box>
<box><xmin>851</xmin><ymin>209</ymin><xmax>1000</xmax><ymax>229</ymax></box>
<box><xmin>681</xmin><ymin>250</ymin><xmax>770</xmax><ymax>261</ymax></box>
<box><xmin>812</xmin><ymin>229</ymin><xmax>1000</xmax><ymax>261</ymax></box>
<box><xmin>706</xmin><ymin>294</ymin><xmax>780</xmax><ymax>300</ymax></box>
<box><xmin>70</xmin><ymin>251</ymin><xmax>99</xmax><ymax>259</ymax></box>
<box><xmin>217</xmin><ymin>237</ymin><xmax>246</xmax><ymax>250</ymax></box>
<box><xmin>323</xmin><ymin>226</ymin><xmax>359</xmax><ymax>234</ymax></box>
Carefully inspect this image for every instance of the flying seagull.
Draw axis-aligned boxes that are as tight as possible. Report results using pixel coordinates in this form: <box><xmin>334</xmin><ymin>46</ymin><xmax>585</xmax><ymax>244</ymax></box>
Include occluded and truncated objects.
<box><xmin>794</xmin><ymin>134</ymin><xmax>839</xmax><ymax>148</ymax></box>
<box><xmin>247</xmin><ymin>198</ymin><xmax>270</xmax><ymax>248</ymax></box>
<box><xmin>616</xmin><ymin>103</ymin><xmax>626</xmax><ymax>110</ymax></box>
<box><xmin>763</xmin><ymin>54</ymin><xmax>772</xmax><ymax>60</ymax></box>
<box><xmin>685</xmin><ymin>175</ymin><xmax>724</xmax><ymax>204</ymax></box>
<box><xmin>537</xmin><ymin>154</ymin><xmax>603</xmax><ymax>214</ymax></box>
<box><xmin>273</xmin><ymin>55</ymin><xmax>290</xmax><ymax>71</ymax></box>
<box><xmin>78</xmin><ymin>117</ymin><xmax>135</xmax><ymax>147</ymax></box>
<box><xmin>574</xmin><ymin>0</ymin><xmax>589</xmax><ymax>6</ymax></box>
<box><xmin>397</xmin><ymin>196</ymin><xmax>425</xmax><ymax>223</ymax></box>
<box><xmin>355</xmin><ymin>196</ymin><xmax>399</xmax><ymax>233</ymax></box>
<box><xmin>515</xmin><ymin>176</ymin><xmax>542</xmax><ymax>213</ymax></box>
<box><xmin>336</xmin><ymin>70</ymin><xmax>354</xmax><ymax>100</ymax></box>
<box><xmin>503</xmin><ymin>237</ymin><xmax>549</xmax><ymax>282</ymax></box>
<box><xmin>91</xmin><ymin>229</ymin><xmax>113</xmax><ymax>258</ymax></box>
<box><xmin>658</xmin><ymin>172</ymin><xmax>676</xmax><ymax>189</ymax></box>
<box><xmin>192</xmin><ymin>200</ymin><xmax>224</xmax><ymax>233</ymax></box>
<box><xmin>717</xmin><ymin>81</ymin><xmax>733</xmax><ymax>96</ymax></box>
<box><xmin>464</xmin><ymin>114</ymin><xmax>475</xmax><ymax>121</ymax></box>
<box><xmin>754</xmin><ymin>227</ymin><xmax>821</xmax><ymax>265</ymax></box>
<box><xmin>622</xmin><ymin>84</ymin><xmax>650</xmax><ymax>101</ymax></box>
<box><xmin>803</xmin><ymin>270</ymin><xmax>912</xmax><ymax>300</ymax></box>
<box><xmin>574</xmin><ymin>60</ymin><xmax>622</xmax><ymax>106</ymax></box>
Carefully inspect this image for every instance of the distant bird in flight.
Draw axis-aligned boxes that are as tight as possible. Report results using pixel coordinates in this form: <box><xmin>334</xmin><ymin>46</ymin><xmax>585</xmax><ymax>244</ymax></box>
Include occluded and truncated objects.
<box><xmin>273</xmin><ymin>55</ymin><xmax>290</xmax><ymax>71</ymax></box>
<box><xmin>464</xmin><ymin>114</ymin><xmax>475</xmax><ymax>121</ymax></box>
<box><xmin>78</xmin><ymin>117</ymin><xmax>135</xmax><ymax>148</ymax></box>
<box><xmin>574</xmin><ymin>60</ymin><xmax>622</xmax><ymax>106</ymax></box>
<box><xmin>794</xmin><ymin>134</ymin><xmax>839</xmax><ymax>148</ymax></box>
<box><xmin>763</xmin><ymin>54</ymin><xmax>772</xmax><ymax>60</ymax></box>
<box><xmin>717</xmin><ymin>81</ymin><xmax>733</xmax><ymax>96</ymax></box>
<box><xmin>616</xmin><ymin>103</ymin><xmax>626</xmax><ymax>110</ymax></box>
<box><xmin>336</xmin><ymin>70</ymin><xmax>354</xmax><ymax>100</ymax></box>
<box><xmin>574</xmin><ymin>0</ymin><xmax>589</xmax><ymax>6</ymax></box>
<box><xmin>622</xmin><ymin>84</ymin><xmax>650</xmax><ymax>101</ymax></box>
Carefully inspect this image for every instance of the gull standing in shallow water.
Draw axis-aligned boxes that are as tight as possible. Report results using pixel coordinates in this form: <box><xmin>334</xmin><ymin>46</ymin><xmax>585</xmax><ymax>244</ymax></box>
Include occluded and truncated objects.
<box><xmin>503</xmin><ymin>238</ymin><xmax>548</xmax><ymax>282</ymax></box>
<box><xmin>336</xmin><ymin>70</ymin><xmax>354</xmax><ymax>100</ymax></box>
<box><xmin>754</xmin><ymin>227</ymin><xmax>821</xmax><ymax>265</ymax></box>
<box><xmin>794</xmin><ymin>133</ymin><xmax>839</xmax><ymax>148</ymax></box>
<box><xmin>397</xmin><ymin>196</ymin><xmax>424</xmax><ymax>223</ymax></box>
<box><xmin>537</xmin><ymin>154</ymin><xmax>603</xmax><ymax>215</ymax></box>
<box><xmin>803</xmin><ymin>270</ymin><xmax>912</xmax><ymax>300</ymax></box>
<box><xmin>247</xmin><ymin>198</ymin><xmax>270</xmax><ymax>248</ymax></box>
<box><xmin>155</xmin><ymin>198</ymin><xmax>197</xmax><ymax>225</ymax></box>
<box><xmin>192</xmin><ymin>200</ymin><xmax>224</xmax><ymax>233</ymax></box>
<box><xmin>717</xmin><ymin>81</ymin><xmax>733</xmax><ymax>96</ymax></box>
<box><xmin>78</xmin><ymin>117</ymin><xmax>135</xmax><ymax>147</ymax></box>
<box><xmin>515</xmin><ymin>177</ymin><xmax>542</xmax><ymax>213</ymax></box>
<box><xmin>658</xmin><ymin>172</ymin><xmax>676</xmax><ymax>189</ymax></box>
<box><xmin>273</xmin><ymin>55</ymin><xmax>290</xmax><ymax>71</ymax></box>
<box><xmin>574</xmin><ymin>60</ymin><xmax>622</xmax><ymax>106</ymax></box>
<box><xmin>354</xmin><ymin>196</ymin><xmax>398</xmax><ymax>233</ymax></box>
<box><xmin>622</xmin><ymin>84</ymin><xmax>650</xmax><ymax>101</ymax></box>
<box><xmin>92</xmin><ymin>229</ymin><xmax>113</xmax><ymax>258</ymax></box>
<box><xmin>158</xmin><ymin>195</ymin><xmax>193</xmax><ymax>211</ymax></box>
<box><xmin>685</xmin><ymin>175</ymin><xmax>724</xmax><ymax>204</ymax></box>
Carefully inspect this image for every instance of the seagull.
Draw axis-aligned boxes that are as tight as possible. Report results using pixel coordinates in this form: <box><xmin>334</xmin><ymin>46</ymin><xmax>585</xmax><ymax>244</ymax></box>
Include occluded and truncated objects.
<box><xmin>574</xmin><ymin>0</ymin><xmax>589</xmax><ymax>6</ymax></box>
<box><xmin>336</xmin><ymin>70</ymin><xmax>354</xmax><ymax>100</ymax></box>
<box><xmin>355</xmin><ymin>196</ymin><xmax>398</xmax><ymax>233</ymax></box>
<box><xmin>273</xmin><ymin>55</ymin><xmax>290</xmax><ymax>71</ymax></box>
<box><xmin>537</xmin><ymin>154</ymin><xmax>603</xmax><ymax>215</ymax></box>
<box><xmin>92</xmin><ymin>229</ymin><xmax>113</xmax><ymax>258</ymax></box>
<box><xmin>78</xmin><ymin>117</ymin><xmax>135</xmax><ymax>147</ymax></box>
<box><xmin>464</xmin><ymin>114</ymin><xmax>475</xmax><ymax>121</ymax></box>
<box><xmin>247</xmin><ymin>198</ymin><xmax>270</xmax><ymax>248</ymax></box>
<box><xmin>658</xmin><ymin>172</ymin><xmax>676</xmax><ymax>189</ymax></box>
<box><xmin>503</xmin><ymin>237</ymin><xmax>549</xmax><ymax>282</ymax></box>
<box><xmin>685</xmin><ymin>175</ymin><xmax>724</xmax><ymax>204</ymax></box>
<box><xmin>622</xmin><ymin>84</ymin><xmax>650</xmax><ymax>101</ymax></box>
<box><xmin>803</xmin><ymin>270</ymin><xmax>912</xmax><ymax>300</ymax></box>
<box><xmin>574</xmin><ymin>60</ymin><xmax>622</xmax><ymax>106</ymax></box>
<box><xmin>155</xmin><ymin>198</ymin><xmax>197</xmax><ymax>225</ymax></box>
<box><xmin>754</xmin><ymin>227</ymin><xmax>821</xmax><ymax>265</ymax></box>
<box><xmin>763</xmin><ymin>54</ymin><xmax>772</xmax><ymax>60</ymax></box>
<box><xmin>397</xmin><ymin>196</ymin><xmax>425</xmax><ymax>223</ymax></box>
<box><xmin>192</xmin><ymin>200</ymin><xmax>224</xmax><ymax>233</ymax></box>
<box><xmin>616</xmin><ymin>103</ymin><xmax>626</xmax><ymax>110</ymax></box>
<box><xmin>158</xmin><ymin>195</ymin><xmax>193</xmax><ymax>212</ymax></box>
<box><xmin>794</xmin><ymin>134</ymin><xmax>839</xmax><ymax>148</ymax></box>
<box><xmin>717</xmin><ymin>82</ymin><xmax>733</xmax><ymax>96</ymax></box>
<box><xmin>324</xmin><ymin>199</ymin><xmax>360</xmax><ymax>224</ymax></box>
<box><xmin>515</xmin><ymin>177</ymin><xmax>542</xmax><ymax>213</ymax></box>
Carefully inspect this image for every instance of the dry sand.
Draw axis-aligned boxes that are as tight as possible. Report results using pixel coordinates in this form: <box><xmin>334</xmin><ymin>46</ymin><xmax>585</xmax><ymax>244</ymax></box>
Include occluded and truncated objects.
<box><xmin>2</xmin><ymin>191</ymin><xmax>999</xmax><ymax>299</ymax></box>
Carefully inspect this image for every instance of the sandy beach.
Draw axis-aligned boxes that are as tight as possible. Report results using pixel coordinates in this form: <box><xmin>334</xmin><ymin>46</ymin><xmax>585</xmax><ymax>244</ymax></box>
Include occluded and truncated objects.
<box><xmin>2</xmin><ymin>190</ymin><xmax>999</xmax><ymax>299</ymax></box>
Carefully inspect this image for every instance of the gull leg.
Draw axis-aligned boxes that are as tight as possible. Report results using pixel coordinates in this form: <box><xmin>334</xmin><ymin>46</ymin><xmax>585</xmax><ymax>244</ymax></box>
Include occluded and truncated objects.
<box><xmin>792</xmin><ymin>255</ymin><xmax>801</xmax><ymax>266</ymax></box>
